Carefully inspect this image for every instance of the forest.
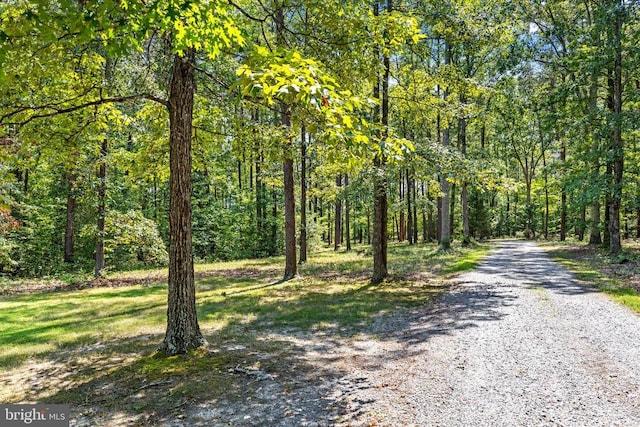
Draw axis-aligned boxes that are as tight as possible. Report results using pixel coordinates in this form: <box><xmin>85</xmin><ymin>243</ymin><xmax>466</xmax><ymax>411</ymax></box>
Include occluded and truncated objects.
<box><xmin>1</xmin><ymin>0</ymin><xmax>639</xmax><ymax>356</ymax></box>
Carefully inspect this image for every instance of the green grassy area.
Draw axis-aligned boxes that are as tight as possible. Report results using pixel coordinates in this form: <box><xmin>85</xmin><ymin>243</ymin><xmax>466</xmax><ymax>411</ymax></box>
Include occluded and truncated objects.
<box><xmin>0</xmin><ymin>241</ymin><xmax>491</xmax><ymax>409</ymax></box>
<box><xmin>545</xmin><ymin>241</ymin><xmax>640</xmax><ymax>313</ymax></box>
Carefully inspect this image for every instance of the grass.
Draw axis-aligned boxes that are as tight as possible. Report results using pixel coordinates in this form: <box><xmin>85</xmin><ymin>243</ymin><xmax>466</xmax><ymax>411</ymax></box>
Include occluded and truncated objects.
<box><xmin>441</xmin><ymin>246</ymin><xmax>488</xmax><ymax>275</ymax></box>
<box><xmin>0</xmin><ymin>241</ymin><xmax>491</xmax><ymax>419</ymax></box>
<box><xmin>544</xmin><ymin>239</ymin><xmax>640</xmax><ymax>313</ymax></box>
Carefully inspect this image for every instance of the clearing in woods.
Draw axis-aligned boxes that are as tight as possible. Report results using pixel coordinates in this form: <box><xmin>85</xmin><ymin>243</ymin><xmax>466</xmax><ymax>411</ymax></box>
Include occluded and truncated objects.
<box><xmin>1</xmin><ymin>241</ymin><xmax>639</xmax><ymax>426</ymax></box>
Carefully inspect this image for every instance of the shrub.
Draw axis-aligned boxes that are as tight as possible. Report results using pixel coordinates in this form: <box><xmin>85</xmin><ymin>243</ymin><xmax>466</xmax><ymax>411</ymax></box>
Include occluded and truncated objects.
<box><xmin>103</xmin><ymin>210</ymin><xmax>168</xmax><ymax>269</ymax></box>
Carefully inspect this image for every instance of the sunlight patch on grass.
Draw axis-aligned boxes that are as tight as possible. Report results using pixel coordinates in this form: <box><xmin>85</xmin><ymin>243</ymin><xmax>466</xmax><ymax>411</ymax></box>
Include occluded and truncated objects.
<box><xmin>547</xmin><ymin>244</ymin><xmax>640</xmax><ymax>313</ymax></box>
<box><xmin>441</xmin><ymin>246</ymin><xmax>491</xmax><ymax>275</ymax></box>
<box><xmin>606</xmin><ymin>287</ymin><xmax>640</xmax><ymax>313</ymax></box>
<box><xmin>0</xmin><ymin>285</ymin><xmax>168</xmax><ymax>370</ymax></box>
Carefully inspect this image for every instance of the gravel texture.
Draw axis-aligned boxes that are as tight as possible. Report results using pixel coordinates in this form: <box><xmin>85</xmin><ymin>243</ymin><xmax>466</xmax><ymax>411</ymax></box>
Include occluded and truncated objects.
<box><xmin>332</xmin><ymin>240</ymin><xmax>640</xmax><ymax>426</ymax></box>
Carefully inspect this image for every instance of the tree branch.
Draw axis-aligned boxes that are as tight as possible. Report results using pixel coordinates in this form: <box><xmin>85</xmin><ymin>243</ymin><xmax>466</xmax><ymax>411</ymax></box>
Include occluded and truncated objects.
<box><xmin>1</xmin><ymin>93</ymin><xmax>168</xmax><ymax>127</ymax></box>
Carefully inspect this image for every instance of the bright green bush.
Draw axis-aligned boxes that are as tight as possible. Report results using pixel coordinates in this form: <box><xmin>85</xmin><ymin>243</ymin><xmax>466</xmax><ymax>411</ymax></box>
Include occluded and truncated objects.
<box><xmin>103</xmin><ymin>210</ymin><xmax>168</xmax><ymax>269</ymax></box>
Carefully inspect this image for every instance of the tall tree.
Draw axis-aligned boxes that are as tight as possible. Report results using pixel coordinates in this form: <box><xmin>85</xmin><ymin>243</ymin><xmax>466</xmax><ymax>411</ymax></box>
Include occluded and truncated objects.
<box><xmin>161</xmin><ymin>48</ymin><xmax>207</xmax><ymax>354</ymax></box>
<box><xmin>299</xmin><ymin>125</ymin><xmax>308</xmax><ymax>263</ymax></box>
<box><xmin>371</xmin><ymin>0</ymin><xmax>389</xmax><ymax>283</ymax></box>
<box><xmin>439</xmin><ymin>42</ymin><xmax>452</xmax><ymax>251</ymax></box>
<box><xmin>606</xmin><ymin>0</ymin><xmax>624</xmax><ymax>254</ymax></box>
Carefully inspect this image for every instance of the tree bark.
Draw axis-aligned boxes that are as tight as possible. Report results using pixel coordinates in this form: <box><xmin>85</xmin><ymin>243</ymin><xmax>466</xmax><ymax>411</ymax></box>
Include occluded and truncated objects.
<box><xmin>255</xmin><ymin>162</ymin><xmax>264</xmax><ymax>249</ymax></box>
<box><xmin>160</xmin><ymin>49</ymin><xmax>206</xmax><ymax>355</ymax></box>
<box><xmin>588</xmin><ymin>62</ymin><xmax>602</xmax><ymax>245</ymax></box>
<box><xmin>327</xmin><ymin>208</ymin><xmax>332</xmax><ymax>246</ymax></box>
<box><xmin>64</xmin><ymin>172</ymin><xmax>77</xmax><ymax>264</ymax></box>
<box><xmin>608</xmin><ymin>1</ymin><xmax>623</xmax><ymax>254</ymax></box>
<box><xmin>407</xmin><ymin>170</ymin><xmax>413</xmax><ymax>245</ymax></box>
<box><xmin>95</xmin><ymin>138</ymin><xmax>107</xmax><ymax>277</ymax></box>
<box><xmin>399</xmin><ymin>172</ymin><xmax>405</xmax><ymax>242</ymax></box>
<box><xmin>589</xmin><ymin>201</ymin><xmax>602</xmax><ymax>244</ymax></box>
<box><xmin>334</xmin><ymin>174</ymin><xmax>342</xmax><ymax>251</ymax></box>
<box><xmin>371</xmin><ymin>0</ymin><xmax>388</xmax><ymax>283</ymax></box>
<box><xmin>282</xmin><ymin>107</ymin><xmax>297</xmax><ymax>278</ymax></box>
<box><xmin>449</xmin><ymin>183</ymin><xmax>456</xmax><ymax>238</ymax></box>
<box><xmin>23</xmin><ymin>169</ymin><xmax>29</xmax><ymax>195</ymax></box>
<box><xmin>372</xmin><ymin>159</ymin><xmax>388</xmax><ymax>283</ymax></box>
<box><xmin>604</xmin><ymin>170</ymin><xmax>612</xmax><ymax>247</ymax></box>
<box><xmin>345</xmin><ymin>174</ymin><xmax>351</xmax><ymax>251</ymax></box>
<box><xmin>412</xmin><ymin>175</ymin><xmax>418</xmax><ymax>243</ymax></box>
<box><xmin>275</xmin><ymin>6</ymin><xmax>297</xmax><ymax>278</ymax></box>
<box><xmin>270</xmin><ymin>190</ymin><xmax>278</xmax><ymax>256</ymax></box>
<box><xmin>459</xmin><ymin>96</ymin><xmax>470</xmax><ymax>245</ymax></box>
<box><xmin>367</xmin><ymin>209</ymin><xmax>371</xmax><ymax>245</ymax></box>
<box><xmin>506</xmin><ymin>193</ymin><xmax>511</xmax><ymax>237</ymax></box>
<box><xmin>439</xmin><ymin>42</ymin><xmax>452</xmax><ymax>251</ymax></box>
<box><xmin>299</xmin><ymin>125</ymin><xmax>307</xmax><ymax>263</ymax></box>
<box><xmin>560</xmin><ymin>142</ymin><xmax>567</xmax><ymax>242</ymax></box>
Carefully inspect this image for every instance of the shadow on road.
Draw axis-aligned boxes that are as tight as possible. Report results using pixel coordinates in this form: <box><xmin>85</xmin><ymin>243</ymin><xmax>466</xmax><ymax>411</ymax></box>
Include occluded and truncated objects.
<box><xmin>473</xmin><ymin>240</ymin><xmax>598</xmax><ymax>296</ymax></box>
<box><xmin>362</xmin><ymin>240</ymin><xmax>598</xmax><ymax>363</ymax></box>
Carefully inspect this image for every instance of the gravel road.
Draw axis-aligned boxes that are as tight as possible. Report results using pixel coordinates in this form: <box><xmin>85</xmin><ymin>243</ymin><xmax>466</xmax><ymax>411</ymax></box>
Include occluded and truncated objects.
<box><xmin>334</xmin><ymin>240</ymin><xmax>640</xmax><ymax>426</ymax></box>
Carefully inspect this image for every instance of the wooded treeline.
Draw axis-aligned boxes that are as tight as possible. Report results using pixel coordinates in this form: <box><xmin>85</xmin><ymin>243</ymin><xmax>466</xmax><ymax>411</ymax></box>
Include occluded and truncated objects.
<box><xmin>1</xmin><ymin>1</ymin><xmax>639</xmax><ymax>352</ymax></box>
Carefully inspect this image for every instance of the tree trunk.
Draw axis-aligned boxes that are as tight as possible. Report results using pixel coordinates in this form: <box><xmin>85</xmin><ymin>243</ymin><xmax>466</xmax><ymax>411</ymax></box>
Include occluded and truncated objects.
<box><xmin>449</xmin><ymin>183</ymin><xmax>456</xmax><ymax>237</ymax></box>
<box><xmin>160</xmin><ymin>49</ymin><xmax>206</xmax><ymax>355</ymax></box>
<box><xmin>334</xmin><ymin>174</ymin><xmax>342</xmax><ymax>251</ymax></box>
<box><xmin>560</xmin><ymin>142</ymin><xmax>567</xmax><ymax>242</ymax></box>
<box><xmin>437</xmin><ymin>195</ymin><xmax>442</xmax><ymax>242</ymax></box>
<box><xmin>367</xmin><ymin>209</ymin><xmax>371</xmax><ymax>245</ymax></box>
<box><xmin>506</xmin><ymin>193</ymin><xmax>511</xmax><ymax>237</ymax></box>
<box><xmin>543</xmin><ymin>148</ymin><xmax>549</xmax><ymax>240</ymax></box>
<box><xmin>270</xmin><ymin>190</ymin><xmax>278</xmax><ymax>256</ymax></box>
<box><xmin>578</xmin><ymin>206</ymin><xmax>586</xmax><ymax>241</ymax></box>
<box><xmin>407</xmin><ymin>170</ymin><xmax>413</xmax><ymax>245</ymax></box>
<box><xmin>64</xmin><ymin>172</ymin><xmax>77</xmax><ymax>264</ymax></box>
<box><xmin>589</xmin><ymin>201</ymin><xmax>602</xmax><ymax>244</ymax></box>
<box><xmin>588</xmin><ymin>61</ymin><xmax>602</xmax><ymax>245</ymax></box>
<box><xmin>372</xmin><ymin>158</ymin><xmax>388</xmax><ymax>283</ymax></box>
<box><xmin>462</xmin><ymin>182</ymin><xmax>469</xmax><ymax>244</ymax></box>
<box><xmin>371</xmin><ymin>0</ymin><xmax>388</xmax><ymax>283</ymax></box>
<box><xmin>255</xmin><ymin>137</ymin><xmax>265</xmax><ymax>252</ymax></box>
<box><xmin>327</xmin><ymin>208</ymin><xmax>332</xmax><ymax>246</ymax></box>
<box><xmin>345</xmin><ymin>174</ymin><xmax>351</xmax><ymax>251</ymax></box>
<box><xmin>439</xmin><ymin>43</ymin><xmax>452</xmax><ymax>251</ymax></box>
<box><xmin>526</xmin><ymin>179</ymin><xmax>534</xmax><ymax>239</ymax></box>
<box><xmin>95</xmin><ymin>138</ymin><xmax>107</xmax><ymax>277</ymax></box>
<box><xmin>412</xmin><ymin>175</ymin><xmax>418</xmax><ymax>244</ymax></box>
<box><xmin>299</xmin><ymin>125</ymin><xmax>307</xmax><ymax>263</ymax></box>
<box><xmin>23</xmin><ymin>169</ymin><xmax>29</xmax><ymax>195</ymax></box>
<box><xmin>608</xmin><ymin>3</ymin><xmax>623</xmax><ymax>254</ymax></box>
<box><xmin>604</xmin><ymin>186</ymin><xmax>612</xmax><ymax>247</ymax></box>
<box><xmin>282</xmin><ymin>107</ymin><xmax>297</xmax><ymax>278</ymax></box>
<box><xmin>274</xmin><ymin>4</ymin><xmax>297</xmax><ymax>277</ymax></box>
<box><xmin>459</xmin><ymin>98</ymin><xmax>470</xmax><ymax>245</ymax></box>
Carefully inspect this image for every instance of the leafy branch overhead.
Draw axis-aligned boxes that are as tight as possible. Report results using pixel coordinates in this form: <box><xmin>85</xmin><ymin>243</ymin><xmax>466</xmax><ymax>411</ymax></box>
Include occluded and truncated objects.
<box><xmin>236</xmin><ymin>48</ymin><xmax>368</xmax><ymax>141</ymax></box>
<box><xmin>236</xmin><ymin>47</ymin><xmax>416</xmax><ymax>160</ymax></box>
